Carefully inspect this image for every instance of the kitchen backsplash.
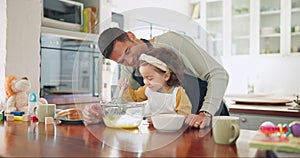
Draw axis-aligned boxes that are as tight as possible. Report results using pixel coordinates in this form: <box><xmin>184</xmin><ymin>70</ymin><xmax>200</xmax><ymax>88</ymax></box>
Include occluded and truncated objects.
<box><xmin>223</xmin><ymin>55</ymin><xmax>300</xmax><ymax>96</ymax></box>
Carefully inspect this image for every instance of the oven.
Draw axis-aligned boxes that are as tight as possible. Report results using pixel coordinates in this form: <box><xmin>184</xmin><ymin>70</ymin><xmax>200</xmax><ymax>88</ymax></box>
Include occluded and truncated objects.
<box><xmin>40</xmin><ymin>34</ymin><xmax>100</xmax><ymax>97</ymax></box>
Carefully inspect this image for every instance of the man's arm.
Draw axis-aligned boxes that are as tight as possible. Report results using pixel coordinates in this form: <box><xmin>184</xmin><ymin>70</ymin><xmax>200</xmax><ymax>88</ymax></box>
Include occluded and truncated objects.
<box><xmin>153</xmin><ymin>32</ymin><xmax>229</xmax><ymax>115</ymax></box>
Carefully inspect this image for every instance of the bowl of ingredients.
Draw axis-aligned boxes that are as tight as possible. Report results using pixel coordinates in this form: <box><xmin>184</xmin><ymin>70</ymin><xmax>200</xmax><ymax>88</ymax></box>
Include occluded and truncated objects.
<box><xmin>102</xmin><ymin>102</ymin><xmax>146</xmax><ymax>129</ymax></box>
<box><xmin>152</xmin><ymin>114</ymin><xmax>185</xmax><ymax>132</ymax></box>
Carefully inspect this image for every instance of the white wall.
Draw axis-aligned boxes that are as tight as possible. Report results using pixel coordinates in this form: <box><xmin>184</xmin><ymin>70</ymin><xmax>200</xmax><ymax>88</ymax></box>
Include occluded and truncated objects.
<box><xmin>6</xmin><ymin>0</ymin><xmax>41</xmax><ymax>95</ymax></box>
<box><xmin>110</xmin><ymin>0</ymin><xmax>195</xmax><ymax>38</ymax></box>
<box><xmin>111</xmin><ymin>0</ymin><xmax>191</xmax><ymax>16</ymax></box>
<box><xmin>0</xmin><ymin>0</ymin><xmax>7</xmax><ymax>104</ymax></box>
<box><xmin>223</xmin><ymin>55</ymin><xmax>300</xmax><ymax>96</ymax></box>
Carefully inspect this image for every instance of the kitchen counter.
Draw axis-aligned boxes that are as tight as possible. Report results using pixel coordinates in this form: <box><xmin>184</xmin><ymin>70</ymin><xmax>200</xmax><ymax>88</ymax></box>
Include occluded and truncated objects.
<box><xmin>224</xmin><ymin>94</ymin><xmax>300</xmax><ymax>130</ymax></box>
<box><xmin>226</xmin><ymin>100</ymin><xmax>300</xmax><ymax>117</ymax></box>
<box><xmin>225</xmin><ymin>94</ymin><xmax>300</xmax><ymax>117</ymax></box>
<box><xmin>44</xmin><ymin>94</ymin><xmax>99</xmax><ymax>109</ymax></box>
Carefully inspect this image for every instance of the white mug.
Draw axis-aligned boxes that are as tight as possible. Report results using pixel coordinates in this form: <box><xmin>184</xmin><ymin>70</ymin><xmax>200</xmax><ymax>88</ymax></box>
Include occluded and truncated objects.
<box><xmin>212</xmin><ymin>116</ymin><xmax>240</xmax><ymax>145</ymax></box>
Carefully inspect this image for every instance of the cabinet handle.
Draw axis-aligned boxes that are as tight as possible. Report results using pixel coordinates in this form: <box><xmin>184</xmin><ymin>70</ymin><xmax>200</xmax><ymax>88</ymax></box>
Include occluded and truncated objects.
<box><xmin>241</xmin><ymin>117</ymin><xmax>247</xmax><ymax>122</ymax></box>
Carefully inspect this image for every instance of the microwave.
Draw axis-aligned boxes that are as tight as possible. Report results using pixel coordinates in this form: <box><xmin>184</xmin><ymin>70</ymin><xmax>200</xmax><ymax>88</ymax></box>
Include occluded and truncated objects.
<box><xmin>42</xmin><ymin>0</ymin><xmax>83</xmax><ymax>31</ymax></box>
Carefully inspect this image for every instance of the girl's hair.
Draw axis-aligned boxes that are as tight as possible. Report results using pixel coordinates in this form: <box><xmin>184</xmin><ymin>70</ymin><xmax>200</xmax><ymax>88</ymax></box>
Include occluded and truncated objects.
<box><xmin>140</xmin><ymin>47</ymin><xmax>184</xmax><ymax>86</ymax></box>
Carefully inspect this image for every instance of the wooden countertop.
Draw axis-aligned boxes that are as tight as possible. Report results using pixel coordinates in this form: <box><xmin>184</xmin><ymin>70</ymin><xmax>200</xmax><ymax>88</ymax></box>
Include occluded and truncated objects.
<box><xmin>0</xmin><ymin>120</ymin><xmax>270</xmax><ymax>157</ymax></box>
<box><xmin>225</xmin><ymin>94</ymin><xmax>300</xmax><ymax>117</ymax></box>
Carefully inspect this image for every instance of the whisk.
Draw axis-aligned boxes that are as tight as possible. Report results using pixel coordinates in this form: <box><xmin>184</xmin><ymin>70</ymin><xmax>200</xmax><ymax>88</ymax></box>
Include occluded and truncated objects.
<box><xmin>104</xmin><ymin>103</ymin><xmax>124</xmax><ymax>119</ymax></box>
<box><xmin>111</xmin><ymin>78</ymin><xmax>128</xmax><ymax>104</ymax></box>
<box><xmin>104</xmin><ymin>78</ymin><xmax>128</xmax><ymax>118</ymax></box>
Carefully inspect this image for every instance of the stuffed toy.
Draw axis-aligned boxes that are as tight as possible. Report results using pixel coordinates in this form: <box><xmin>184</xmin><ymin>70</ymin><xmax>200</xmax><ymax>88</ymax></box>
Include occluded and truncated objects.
<box><xmin>5</xmin><ymin>76</ymin><xmax>48</xmax><ymax>112</ymax></box>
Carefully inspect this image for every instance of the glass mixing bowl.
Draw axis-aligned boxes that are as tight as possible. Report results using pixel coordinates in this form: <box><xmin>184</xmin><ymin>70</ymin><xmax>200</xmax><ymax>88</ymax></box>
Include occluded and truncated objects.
<box><xmin>102</xmin><ymin>102</ymin><xmax>146</xmax><ymax>129</ymax></box>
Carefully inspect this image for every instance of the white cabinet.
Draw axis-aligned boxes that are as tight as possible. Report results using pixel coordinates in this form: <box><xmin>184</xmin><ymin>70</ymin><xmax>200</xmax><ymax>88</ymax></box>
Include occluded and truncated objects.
<box><xmin>191</xmin><ymin>0</ymin><xmax>224</xmax><ymax>56</ymax></box>
<box><xmin>259</xmin><ymin>0</ymin><xmax>281</xmax><ymax>54</ymax></box>
<box><xmin>232</xmin><ymin>0</ymin><xmax>250</xmax><ymax>55</ymax></box>
<box><xmin>206</xmin><ymin>0</ymin><xmax>225</xmax><ymax>56</ymax></box>
<box><xmin>192</xmin><ymin>0</ymin><xmax>300</xmax><ymax>56</ymax></box>
<box><xmin>291</xmin><ymin>0</ymin><xmax>300</xmax><ymax>53</ymax></box>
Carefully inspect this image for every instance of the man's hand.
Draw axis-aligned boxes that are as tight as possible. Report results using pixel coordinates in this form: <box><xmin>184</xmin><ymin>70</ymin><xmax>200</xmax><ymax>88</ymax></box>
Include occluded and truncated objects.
<box><xmin>82</xmin><ymin>103</ymin><xmax>104</xmax><ymax>125</ymax></box>
<box><xmin>185</xmin><ymin>112</ymin><xmax>211</xmax><ymax>128</ymax></box>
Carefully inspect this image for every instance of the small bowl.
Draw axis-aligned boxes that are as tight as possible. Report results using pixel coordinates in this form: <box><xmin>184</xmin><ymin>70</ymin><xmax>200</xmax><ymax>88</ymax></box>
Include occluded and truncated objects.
<box><xmin>152</xmin><ymin>114</ymin><xmax>185</xmax><ymax>132</ymax></box>
<box><xmin>261</xmin><ymin>27</ymin><xmax>276</xmax><ymax>34</ymax></box>
<box><xmin>102</xmin><ymin>102</ymin><xmax>146</xmax><ymax>129</ymax></box>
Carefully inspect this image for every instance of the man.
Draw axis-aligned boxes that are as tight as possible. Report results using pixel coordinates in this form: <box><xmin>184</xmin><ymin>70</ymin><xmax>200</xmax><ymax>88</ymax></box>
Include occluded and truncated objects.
<box><xmin>83</xmin><ymin>27</ymin><xmax>229</xmax><ymax>128</ymax></box>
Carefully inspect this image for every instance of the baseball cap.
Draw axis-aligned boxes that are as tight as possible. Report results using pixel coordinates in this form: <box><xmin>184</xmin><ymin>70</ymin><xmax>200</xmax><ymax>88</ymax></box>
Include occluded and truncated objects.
<box><xmin>98</xmin><ymin>27</ymin><xmax>126</xmax><ymax>58</ymax></box>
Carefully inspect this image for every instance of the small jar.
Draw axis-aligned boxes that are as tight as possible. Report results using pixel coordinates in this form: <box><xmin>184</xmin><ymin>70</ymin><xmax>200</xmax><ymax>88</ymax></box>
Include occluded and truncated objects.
<box><xmin>292</xmin><ymin>46</ymin><xmax>298</xmax><ymax>52</ymax></box>
<box><xmin>295</xmin><ymin>26</ymin><xmax>300</xmax><ymax>32</ymax></box>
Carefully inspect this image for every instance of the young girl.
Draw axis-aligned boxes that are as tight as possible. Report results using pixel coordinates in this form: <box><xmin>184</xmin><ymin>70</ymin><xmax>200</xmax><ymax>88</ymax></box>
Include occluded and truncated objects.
<box><xmin>123</xmin><ymin>47</ymin><xmax>192</xmax><ymax>116</ymax></box>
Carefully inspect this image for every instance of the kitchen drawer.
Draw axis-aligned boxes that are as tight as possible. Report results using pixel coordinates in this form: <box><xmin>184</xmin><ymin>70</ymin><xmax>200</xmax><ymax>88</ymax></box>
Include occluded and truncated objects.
<box><xmin>231</xmin><ymin>113</ymin><xmax>299</xmax><ymax>130</ymax></box>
